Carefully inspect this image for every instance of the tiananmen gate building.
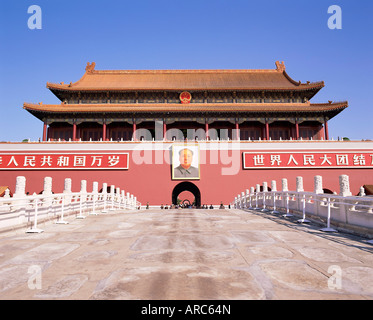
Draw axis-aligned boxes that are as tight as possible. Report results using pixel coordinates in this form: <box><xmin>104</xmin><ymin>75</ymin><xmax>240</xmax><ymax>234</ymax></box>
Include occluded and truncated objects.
<box><xmin>1</xmin><ymin>61</ymin><xmax>372</xmax><ymax>206</ymax></box>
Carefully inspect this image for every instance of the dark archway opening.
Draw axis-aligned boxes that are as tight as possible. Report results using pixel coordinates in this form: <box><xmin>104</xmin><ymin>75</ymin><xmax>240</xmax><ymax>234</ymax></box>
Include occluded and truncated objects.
<box><xmin>182</xmin><ymin>199</ymin><xmax>192</xmax><ymax>207</ymax></box>
<box><xmin>172</xmin><ymin>182</ymin><xmax>201</xmax><ymax>207</ymax></box>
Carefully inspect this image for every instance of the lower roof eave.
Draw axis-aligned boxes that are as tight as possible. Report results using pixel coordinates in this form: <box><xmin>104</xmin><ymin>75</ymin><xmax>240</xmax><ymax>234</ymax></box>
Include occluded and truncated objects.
<box><xmin>25</xmin><ymin>108</ymin><xmax>346</xmax><ymax>123</ymax></box>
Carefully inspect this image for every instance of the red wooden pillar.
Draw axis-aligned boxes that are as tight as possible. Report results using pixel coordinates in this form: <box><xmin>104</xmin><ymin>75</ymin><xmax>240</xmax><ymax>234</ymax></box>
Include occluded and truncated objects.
<box><xmin>42</xmin><ymin>122</ymin><xmax>47</xmax><ymax>142</ymax></box>
<box><xmin>102</xmin><ymin>122</ymin><xmax>107</xmax><ymax>141</ymax></box>
<box><xmin>73</xmin><ymin>122</ymin><xmax>77</xmax><ymax>141</ymax></box>
<box><xmin>324</xmin><ymin>119</ymin><xmax>329</xmax><ymax>140</ymax></box>
<box><xmin>163</xmin><ymin>122</ymin><xmax>167</xmax><ymax>140</ymax></box>
<box><xmin>205</xmin><ymin>121</ymin><xmax>209</xmax><ymax>140</ymax></box>
<box><xmin>319</xmin><ymin>123</ymin><xmax>325</xmax><ymax>140</ymax></box>
<box><xmin>235</xmin><ymin>121</ymin><xmax>240</xmax><ymax>140</ymax></box>
<box><xmin>265</xmin><ymin>121</ymin><xmax>269</xmax><ymax>140</ymax></box>
<box><xmin>295</xmin><ymin>121</ymin><xmax>299</xmax><ymax>140</ymax></box>
<box><xmin>133</xmin><ymin>122</ymin><xmax>137</xmax><ymax>141</ymax></box>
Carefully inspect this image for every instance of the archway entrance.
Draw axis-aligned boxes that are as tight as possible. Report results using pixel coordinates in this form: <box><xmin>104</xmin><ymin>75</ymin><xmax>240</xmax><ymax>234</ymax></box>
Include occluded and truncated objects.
<box><xmin>172</xmin><ymin>182</ymin><xmax>201</xmax><ymax>207</ymax></box>
<box><xmin>178</xmin><ymin>190</ymin><xmax>195</xmax><ymax>207</ymax></box>
<box><xmin>182</xmin><ymin>199</ymin><xmax>192</xmax><ymax>207</ymax></box>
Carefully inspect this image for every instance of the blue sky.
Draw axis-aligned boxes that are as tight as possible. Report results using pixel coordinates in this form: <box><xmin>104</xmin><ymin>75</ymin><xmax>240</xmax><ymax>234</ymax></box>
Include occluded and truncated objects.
<box><xmin>0</xmin><ymin>0</ymin><xmax>372</xmax><ymax>141</ymax></box>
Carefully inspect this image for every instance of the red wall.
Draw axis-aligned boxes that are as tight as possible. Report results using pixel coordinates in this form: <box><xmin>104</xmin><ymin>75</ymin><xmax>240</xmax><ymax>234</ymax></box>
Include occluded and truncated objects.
<box><xmin>1</xmin><ymin>149</ymin><xmax>372</xmax><ymax>205</ymax></box>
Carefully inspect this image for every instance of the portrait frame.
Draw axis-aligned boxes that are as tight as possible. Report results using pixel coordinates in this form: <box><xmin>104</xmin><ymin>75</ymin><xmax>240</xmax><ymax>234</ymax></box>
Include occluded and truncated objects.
<box><xmin>171</xmin><ymin>143</ymin><xmax>200</xmax><ymax>180</ymax></box>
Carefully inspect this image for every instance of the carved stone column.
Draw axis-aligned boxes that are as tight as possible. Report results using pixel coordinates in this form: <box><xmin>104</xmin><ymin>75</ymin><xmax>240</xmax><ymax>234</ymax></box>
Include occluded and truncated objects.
<box><xmin>14</xmin><ymin>176</ymin><xmax>26</xmax><ymax>198</ymax></box>
<box><xmin>93</xmin><ymin>181</ymin><xmax>99</xmax><ymax>202</ymax></box>
<box><xmin>338</xmin><ymin>174</ymin><xmax>351</xmax><ymax>224</ymax></box>
<box><xmin>13</xmin><ymin>176</ymin><xmax>27</xmax><ymax>223</ymax></box>
<box><xmin>241</xmin><ymin>191</ymin><xmax>245</xmax><ymax>208</ymax></box>
<box><xmin>314</xmin><ymin>175</ymin><xmax>324</xmax><ymax>216</ymax></box>
<box><xmin>296</xmin><ymin>176</ymin><xmax>304</xmax><ymax>192</ymax></box>
<box><xmin>339</xmin><ymin>174</ymin><xmax>352</xmax><ymax>197</ymax></box>
<box><xmin>281</xmin><ymin>178</ymin><xmax>288</xmax><ymax>192</ymax></box>
<box><xmin>116</xmin><ymin>187</ymin><xmax>121</xmax><ymax>202</ymax></box>
<box><xmin>296</xmin><ymin>176</ymin><xmax>304</xmax><ymax>211</ymax></box>
<box><xmin>314</xmin><ymin>175</ymin><xmax>324</xmax><ymax>194</ymax></box>
<box><xmin>263</xmin><ymin>182</ymin><xmax>268</xmax><ymax>192</ymax></box>
<box><xmin>281</xmin><ymin>178</ymin><xmax>288</xmax><ymax>209</ymax></box>
<box><xmin>110</xmin><ymin>185</ymin><xmax>115</xmax><ymax>210</ymax></box>
<box><xmin>42</xmin><ymin>177</ymin><xmax>52</xmax><ymax>194</ymax></box>
<box><xmin>63</xmin><ymin>178</ymin><xmax>72</xmax><ymax>204</ymax></box>
<box><xmin>80</xmin><ymin>180</ymin><xmax>87</xmax><ymax>203</ymax></box>
<box><xmin>101</xmin><ymin>182</ymin><xmax>108</xmax><ymax>213</ymax></box>
<box><xmin>41</xmin><ymin>176</ymin><xmax>53</xmax><ymax>209</ymax></box>
<box><xmin>271</xmin><ymin>180</ymin><xmax>277</xmax><ymax>192</ymax></box>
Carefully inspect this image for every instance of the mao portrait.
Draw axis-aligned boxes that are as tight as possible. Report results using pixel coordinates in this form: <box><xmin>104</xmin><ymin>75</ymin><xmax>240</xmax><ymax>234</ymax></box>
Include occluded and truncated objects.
<box><xmin>172</xmin><ymin>145</ymin><xmax>200</xmax><ymax>180</ymax></box>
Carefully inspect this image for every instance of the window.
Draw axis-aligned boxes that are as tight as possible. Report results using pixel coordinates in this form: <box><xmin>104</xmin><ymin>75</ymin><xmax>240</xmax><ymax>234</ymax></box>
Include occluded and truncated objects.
<box><xmin>300</xmin><ymin>128</ymin><xmax>317</xmax><ymax>140</ymax></box>
<box><xmin>240</xmin><ymin>129</ymin><xmax>261</xmax><ymax>140</ymax></box>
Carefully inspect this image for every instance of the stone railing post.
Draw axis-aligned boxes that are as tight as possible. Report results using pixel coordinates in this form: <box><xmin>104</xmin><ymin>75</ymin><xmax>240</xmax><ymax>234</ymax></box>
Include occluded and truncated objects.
<box><xmin>101</xmin><ymin>182</ymin><xmax>108</xmax><ymax>213</ymax></box>
<box><xmin>13</xmin><ymin>176</ymin><xmax>26</xmax><ymax>199</ymax></box>
<box><xmin>255</xmin><ymin>184</ymin><xmax>260</xmax><ymax>207</ymax></box>
<box><xmin>281</xmin><ymin>178</ymin><xmax>288</xmax><ymax>192</ymax></box>
<box><xmin>121</xmin><ymin>190</ymin><xmax>125</xmax><ymax>209</ymax></box>
<box><xmin>116</xmin><ymin>187</ymin><xmax>121</xmax><ymax>203</ymax></box>
<box><xmin>42</xmin><ymin>176</ymin><xmax>53</xmax><ymax>214</ymax></box>
<box><xmin>245</xmin><ymin>189</ymin><xmax>250</xmax><ymax>208</ymax></box>
<box><xmin>339</xmin><ymin>174</ymin><xmax>352</xmax><ymax>224</ymax></box>
<box><xmin>249</xmin><ymin>186</ymin><xmax>254</xmax><ymax>209</ymax></box>
<box><xmin>313</xmin><ymin>175</ymin><xmax>323</xmax><ymax>216</ymax></box>
<box><xmin>256</xmin><ymin>184</ymin><xmax>260</xmax><ymax>192</ymax></box>
<box><xmin>314</xmin><ymin>175</ymin><xmax>323</xmax><ymax>194</ymax></box>
<box><xmin>131</xmin><ymin>194</ymin><xmax>134</xmax><ymax>208</ymax></box>
<box><xmin>102</xmin><ymin>183</ymin><xmax>107</xmax><ymax>197</ymax></box>
<box><xmin>263</xmin><ymin>182</ymin><xmax>268</xmax><ymax>209</ymax></box>
<box><xmin>281</xmin><ymin>178</ymin><xmax>288</xmax><ymax>209</ymax></box>
<box><xmin>110</xmin><ymin>185</ymin><xmax>115</xmax><ymax>211</ymax></box>
<box><xmin>126</xmin><ymin>192</ymin><xmax>130</xmax><ymax>208</ymax></box>
<box><xmin>80</xmin><ymin>180</ymin><xmax>87</xmax><ymax>203</ymax></box>
<box><xmin>42</xmin><ymin>176</ymin><xmax>52</xmax><ymax>194</ymax></box>
<box><xmin>263</xmin><ymin>182</ymin><xmax>268</xmax><ymax>192</ymax></box>
<box><xmin>271</xmin><ymin>180</ymin><xmax>277</xmax><ymax>192</ymax></box>
<box><xmin>93</xmin><ymin>181</ymin><xmax>98</xmax><ymax>202</ymax></box>
<box><xmin>339</xmin><ymin>174</ymin><xmax>352</xmax><ymax>197</ymax></box>
<box><xmin>90</xmin><ymin>181</ymin><xmax>99</xmax><ymax>215</ymax></box>
<box><xmin>296</xmin><ymin>176</ymin><xmax>304</xmax><ymax>211</ymax></box>
<box><xmin>76</xmin><ymin>180</ymin><xmax>87</xmax><ymax>219</ymax></box>
<box><xmin>63</xmin><ymin>178</ymin><xmax>72</xmax><ymax>204</ymax></box>
<box><xmin>271</xmin><ymin>180</ymin><xmax>277</xmax><ymax>210</ymax></box>
<box><xmin>296</xmin><ymin>176</ymin><xmax>304</xmax><ymax>192</ymax></box>
<box><xmin>13</xmin><ymin>176</ymin><xmax>27</xmax><ymax>224</ymax></box>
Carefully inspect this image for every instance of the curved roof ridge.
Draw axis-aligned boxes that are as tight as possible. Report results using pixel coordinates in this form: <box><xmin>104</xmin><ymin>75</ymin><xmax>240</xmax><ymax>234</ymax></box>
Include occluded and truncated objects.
<box><xmin>91</xmin><ymin>68</ymin><xmax>280</xmax><ymax>74</ymax></box>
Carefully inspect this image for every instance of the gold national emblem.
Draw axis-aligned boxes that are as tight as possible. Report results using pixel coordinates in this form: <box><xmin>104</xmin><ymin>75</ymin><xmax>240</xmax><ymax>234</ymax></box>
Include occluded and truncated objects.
<box><xmin>179</xmin><ymin>91</ymin><xmax>192</xmax><ymax>104</ymax></box>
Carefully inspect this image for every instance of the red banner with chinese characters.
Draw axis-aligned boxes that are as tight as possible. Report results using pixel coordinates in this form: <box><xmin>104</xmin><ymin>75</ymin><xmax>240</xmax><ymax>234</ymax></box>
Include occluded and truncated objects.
<box><xmin>0</xmin><ymin>152</ymin><xmax>129</xmax><ymax>170</ymax></box>
<box><xmin>243</xmin><ymin>151</ymin><xmax>373</xmax><ymax>169</ymax></box>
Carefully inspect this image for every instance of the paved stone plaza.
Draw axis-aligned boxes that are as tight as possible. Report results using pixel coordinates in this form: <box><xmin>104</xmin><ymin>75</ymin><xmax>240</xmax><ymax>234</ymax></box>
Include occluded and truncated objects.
<box><xmin>0</xmin><ymin>208</ymin><xmax>372</xmax><ymax>300</ymax></box>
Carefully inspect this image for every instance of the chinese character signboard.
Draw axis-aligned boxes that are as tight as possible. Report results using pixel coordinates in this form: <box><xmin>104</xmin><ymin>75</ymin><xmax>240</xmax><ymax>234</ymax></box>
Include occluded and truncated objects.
<box><xmin>243</xmin><ymin>151</ymin><xmax>373</xmax><ymax>169</ymax></box>
<box><xmin>0</xmin><ymin>152</ymin><xmax>129</xmax><ymax>170</ymax></box>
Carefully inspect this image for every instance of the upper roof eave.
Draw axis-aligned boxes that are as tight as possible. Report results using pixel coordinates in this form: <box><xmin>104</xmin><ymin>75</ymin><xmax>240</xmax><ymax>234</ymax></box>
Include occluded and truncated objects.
<box><xmin>46</xmin><ymin>61</ymin><xmax>325</xmax><ymax>93</ymax></box>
